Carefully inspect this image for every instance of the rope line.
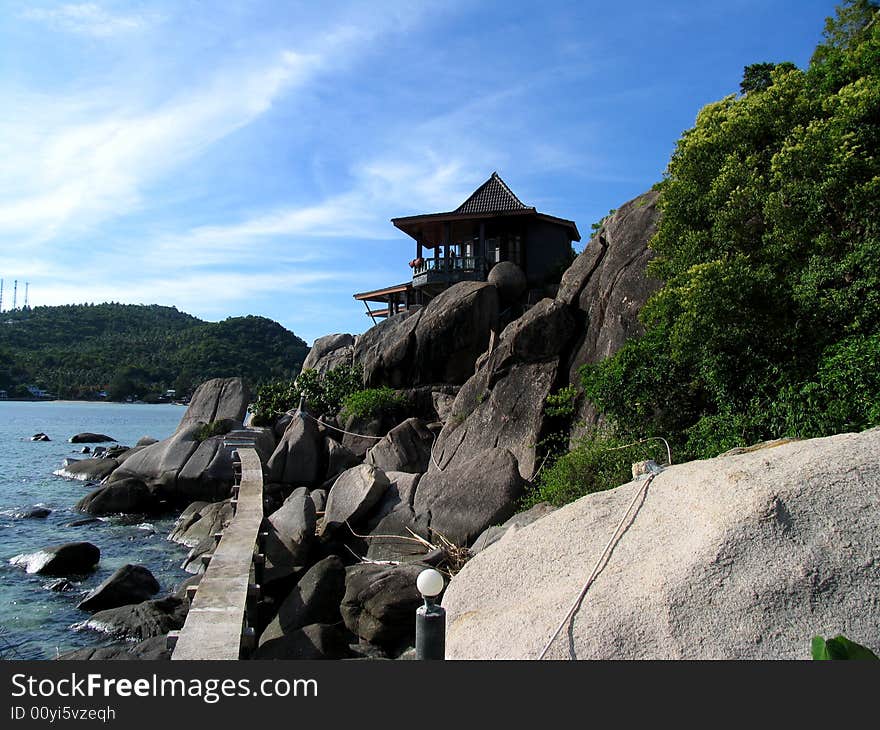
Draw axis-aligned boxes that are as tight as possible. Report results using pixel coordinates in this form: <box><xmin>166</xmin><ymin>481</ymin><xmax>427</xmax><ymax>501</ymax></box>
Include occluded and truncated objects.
<box><xmin>536</xmin><ymin>470</ymin><xmax>659</xmax><ymax>660</ymax></box>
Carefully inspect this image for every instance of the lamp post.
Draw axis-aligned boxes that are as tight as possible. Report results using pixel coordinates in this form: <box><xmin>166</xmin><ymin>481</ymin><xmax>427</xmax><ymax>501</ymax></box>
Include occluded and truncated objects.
<box><xmin>415</xmin><ymin>568</ymin><xmax>446</xmax><ymax>660</ymax></box>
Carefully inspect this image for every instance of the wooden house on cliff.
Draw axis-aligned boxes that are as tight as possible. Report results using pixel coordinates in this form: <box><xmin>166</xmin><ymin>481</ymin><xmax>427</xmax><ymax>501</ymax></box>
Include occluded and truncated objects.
<box><xmin>353</xmin><ymin>172</ymin><xmax>580</xmax><ymax>322</ymax></box>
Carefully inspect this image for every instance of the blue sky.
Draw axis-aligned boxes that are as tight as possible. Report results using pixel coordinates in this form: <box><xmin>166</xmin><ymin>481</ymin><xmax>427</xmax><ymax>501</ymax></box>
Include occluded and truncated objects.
<box><xmin>0</xmin><ymin>0</ymin><xmax>839</xmax><ymax>344</ymax></box>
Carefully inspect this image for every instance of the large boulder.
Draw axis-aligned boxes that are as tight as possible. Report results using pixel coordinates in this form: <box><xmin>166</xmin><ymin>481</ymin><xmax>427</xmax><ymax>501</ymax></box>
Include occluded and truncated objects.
<box><xmin>76</xmin><ymin>478</ymin><xmax>162</xmax><ymax>516</ymax></box>
<box><xmin>267</xmin><ymin>487</ymin><xmax>316</xmax><ymax>565</ymax></box>
<box><xmin>106</xmin><ymin>424</ymin><xmax>202</xmax><ymax>499</ymax></box>
<box><xmin>365</xmin><ymin>418</ymin><xmax>435</xmax><ymax>474</ymax></box>
<box><xmin>487</xmin><ymin>261</ymin><xmax>528</xmax><ymax>305</ymax></box>
<box><xmin>258</xmin><ymin>556</ymin><xmax>346</xmax><ymax>650</ymax></box>
<box><xmin>167</xmin><ymin>500</ymin><xmax>232</xmax><ymax>548</ymax></box>
<box><xmin>176</xmin><ymin>436</ymin><xmax>235</xmax><ymax>502</ymax></box>
<box><xmin>341</xmin><ymin>562</ymin><xmax>427</xmax><ymax>647</ymax></box>
<box><xmin>266</xmin><ymin>413</ymin><xmax>321</xmax><ymax>486</ymax></box>
<box><xmin>27</xmin><ymin>542</ymin><xmax>100</xmax><ymax>576</ymax></box>
<box><xmin>55</xmin><ymin>635</ymin><xmax>171</xmax><ymax>661</ymax></box>
<box><xmin>443</xmin><ymin>427</ymin><xmax>880</xmax><ymax>659</ymax></box>
<box><xmin>54</xmin><ymin>457</ymin><xmax>120</xmax><ymax>482</ymax></box>
<box><xmin>414</xmin><ymin>447</ymin><xmax>526</xmax><ymax>547</ymax></box>
<box><xmin>355</xmin><ymin>281</ymin><xmax>499</xmax><ymax>387</ymax></box>
<box><xmin>253</xmin><ymin>623</ymin><xmax>352</xmax><ymax>660</ymax></box>
<box><xmin>322</xmin><ymin>465</ymin><xmax>390</xmax><ymax>533</ymax></box>
<box><xmin>302</xmin><ymin>333</ymin><xmax>356</xmax><ymax>374</ymax></box>
<box><xmin>557</xmin><ymin>191</ymin><xmax>662</xmax><ymax>433</ymax></box>
<box><xmin>325</xmin><ymin>438</ymin><xmax>362</xmax><ymax>481</ymax></box>
<box><xmin>69</xmin><ymin>433</ymin><xmax>116</xmax><ymax>443</ymax></box>
<box><xmin>84</xmin><ymin>596</ymin><xmax>188</xmax><ymax>642</ymax></box>
<box><xmin>431</xmin><ymin>298</ymin><xmax>574</xmax><ymax>480</ymax></box>
<box><xmin>176</xmin><ymin>378</ymin><xmax>251</xmax><ymax>432</ymax></box>
<box><xmin>77</xmin><ymin>564</ymin><xmax>161</xmax><ymax>612</ymax></box>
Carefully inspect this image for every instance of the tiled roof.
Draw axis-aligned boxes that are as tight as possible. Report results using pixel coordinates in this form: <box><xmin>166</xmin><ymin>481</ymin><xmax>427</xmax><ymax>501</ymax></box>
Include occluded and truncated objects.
<box><xmin>454</xmin><ymin>172</ymin><xmax>532</xmax><ymax>215</ymax></box>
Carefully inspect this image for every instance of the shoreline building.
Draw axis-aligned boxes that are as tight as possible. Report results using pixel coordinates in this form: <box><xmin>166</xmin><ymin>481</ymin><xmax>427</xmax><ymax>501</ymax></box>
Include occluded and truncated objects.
<box><xmin>354</xmin><ymin>172</ymin><xmax>580</xmax><ymax>322</ymax></box>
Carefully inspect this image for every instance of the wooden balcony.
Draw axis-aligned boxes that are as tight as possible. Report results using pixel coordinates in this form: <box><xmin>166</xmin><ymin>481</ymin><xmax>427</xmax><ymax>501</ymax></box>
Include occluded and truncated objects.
<box><xmin>412</xmin><ymin>256</ymin><xmax>485</xmax><ymax>288</ymax></box>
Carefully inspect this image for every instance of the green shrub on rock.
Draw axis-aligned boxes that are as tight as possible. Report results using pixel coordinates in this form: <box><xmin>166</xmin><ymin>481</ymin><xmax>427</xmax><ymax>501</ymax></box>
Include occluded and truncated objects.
<box><xmin>340</xmin><ymin>387</ymin><xmax>406</xmax><ymax>422</ymax></box>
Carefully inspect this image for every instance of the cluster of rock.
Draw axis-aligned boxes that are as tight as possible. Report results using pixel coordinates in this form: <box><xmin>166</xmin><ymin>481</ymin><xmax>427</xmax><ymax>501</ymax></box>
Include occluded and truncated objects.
<box><xmin>45</xmin><ymin>190</ymin><xmax>667</xmax><ymax>660</ymax></box>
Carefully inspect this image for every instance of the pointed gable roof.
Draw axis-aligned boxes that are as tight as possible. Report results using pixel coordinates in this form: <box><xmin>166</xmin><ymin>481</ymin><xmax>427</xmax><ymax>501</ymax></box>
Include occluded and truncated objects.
<box><xmin>454</xmin><ymin>172</ymin><xmax>532</xmax><ymax>215</ymax></box>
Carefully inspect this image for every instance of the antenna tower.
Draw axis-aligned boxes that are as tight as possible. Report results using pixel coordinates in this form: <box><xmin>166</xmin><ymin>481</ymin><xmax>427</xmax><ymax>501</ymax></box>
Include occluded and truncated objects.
<box><xmin>12</xmin><ymin>280</ymin><xmax>17</xmax><ymax>310</ymax></box>
<box><xmin>24</xmin><ymin>282</ymin><xmax>29</xmax><ymax>309</ymax></box>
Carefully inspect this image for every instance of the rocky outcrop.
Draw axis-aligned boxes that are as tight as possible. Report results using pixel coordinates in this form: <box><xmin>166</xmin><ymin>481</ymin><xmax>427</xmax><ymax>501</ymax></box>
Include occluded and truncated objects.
<box><xmin>487</xmin><ymin>261</ymin><xmax>528</xmax><ymax>305</ymax></box>
<box><xmin>365</xmin><ymin>418</ymin><xmax>435</xmax><ymax>474</ymax></box>
<box><xmin>355</xmin><ymin>281</ymin><xmax>499</xmax><ymax>388</ymax></box>
<box><xmin>176</xmin><ymin>377</ymin><xmax>251</xmax><ymax>432</ymax></box>
<box><xmin>431</xmin><ymin>298</ymin><xmax>574</xmax><ymax>480</ymax></box>
<box><xmin>76</xmin><ymin>478</ymin><xmax>162</xmax><ymax>516</ymax></box>
<box><xmin>414</xmin><ymin>447</ymin><xmax>526</xmax><ymax>547</ymax></box>
<box><xmin>558</xmin><ymin>191</ymin><xmax>662</xmax><ymax>432</ymax></box>
<box><xmin>77</xmin><ymin>564</ymin><xmax>161</xmax><ymax>612</ymax></box>
<box><xmin>176</xmin><ymin>436</ymin><xmax>236</xmax><ymax>502</ymax></box>
<box><xmin>341</xmin><ymin>562</ymin><xmax>427</xmax><ymax>647</ymax></box>
<box><xmin>106</xmin><ymin>425</ymin><xmax>201</xmax><ymax>498</ymax></box>
<box><xmin>443</xmin><ymin>427</ymin><xmax>880</xmax><ymax>659</ymax></box>
<box><xmin>302</xmin><ymin>333</ymin><xmax>356</xmax><ymax>374</ymax></box>
<box><xmin>69</xmin><ymin>433</ymin><xmax>116</xmax><ymax>443</ymax></box>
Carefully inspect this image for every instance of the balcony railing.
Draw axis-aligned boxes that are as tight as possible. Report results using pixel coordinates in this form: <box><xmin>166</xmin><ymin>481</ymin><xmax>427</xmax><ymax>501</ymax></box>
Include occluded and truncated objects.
<box><xmin>413</xmin><ymin>256</ymin><xmax>483</xmax><ymax>276</ymax></box>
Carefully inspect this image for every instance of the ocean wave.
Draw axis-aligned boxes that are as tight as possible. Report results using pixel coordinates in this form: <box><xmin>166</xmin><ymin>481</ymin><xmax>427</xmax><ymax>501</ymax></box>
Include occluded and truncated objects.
<box><xmin>9</xmin><ymin>551</ymin><xmax>53</xmax><ymax>574</ymax></box>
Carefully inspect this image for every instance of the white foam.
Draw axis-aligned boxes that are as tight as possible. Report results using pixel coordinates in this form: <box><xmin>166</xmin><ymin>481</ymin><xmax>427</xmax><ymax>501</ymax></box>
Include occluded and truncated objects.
<box><xmin>9</xmin><ymin>551</ymin><xmax>53</xmax><ymax>574</ymax></box>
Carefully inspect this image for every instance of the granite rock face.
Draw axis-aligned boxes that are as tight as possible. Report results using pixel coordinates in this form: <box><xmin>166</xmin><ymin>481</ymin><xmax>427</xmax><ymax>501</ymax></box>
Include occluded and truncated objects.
<box><xmin>302</xmin><ymin>333</ymin><xmax>356</xmax><ymax>374</ymax></box>
<box><xmin>77</xmin><ymin>564</ymin><xmax>161</xmax><ymax>612</ymax></box>
<box><xmin>558</xmin><ymin>191</ymin><xmax>662</xmax><ymax>433</ymax></box>
<box><xmin>177</xmin><ymin>378</ymin><xmax>251</xmax><ymax>432</ymax></box>
<box><xmin>443</xmin><ymin>428</ymin><xmax>880</xmax><ymax>659</ymax></box>
<box><xmin>355</xmin><ymin>281</ymin><xmax>499</xmax><ymax>388</ymax></box>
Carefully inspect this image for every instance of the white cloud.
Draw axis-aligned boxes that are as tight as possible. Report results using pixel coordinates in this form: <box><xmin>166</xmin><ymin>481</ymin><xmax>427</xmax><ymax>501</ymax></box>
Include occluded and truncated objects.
<box><xmin>0</xmin><ymin>49</ymin><xmax>320</xmax><ymax>247</ymax></box>
<box><xmin>20</xmin><ymin>3</ymin><xmax>158</xmax><ymax>37</ymax></box>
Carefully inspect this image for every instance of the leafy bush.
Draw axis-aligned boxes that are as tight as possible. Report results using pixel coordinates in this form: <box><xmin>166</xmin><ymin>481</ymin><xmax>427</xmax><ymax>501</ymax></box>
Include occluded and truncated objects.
<box><xmin>580</xmin><ymin>3</ymin><xmax>880</xmax><ymax>463</ymax></box>
<box><xmin>811</xmin><ymin>634</ymin><xmax>879</xmax><ymax>660</ymax></box>
<box><xmin>249</xmin><ymin>380</ymin><xmax>299</xmax><ymax>426</ymax></box>
<box><xmin>522</xmin><ymin>429</ymin><xmax>668</xmax><ymax>509</ymax></box>
<box><xmin>340</xmin><ymin>386</ymin><xmax>406</xmax><ymax>421</ymax></box>
<box><xmin>195</xmin><ymin>420</ymin><xmax>235</xmax><ymax>442</ymax></box>
<box><xmin>249</xmin><ymin>364</ymin><xmax>364</xmax><ymax>425</ymax></box>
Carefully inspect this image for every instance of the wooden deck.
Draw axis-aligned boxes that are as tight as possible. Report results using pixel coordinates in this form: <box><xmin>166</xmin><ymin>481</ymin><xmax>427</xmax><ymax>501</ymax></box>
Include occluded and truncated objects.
<box><xmin>171</xmin><ymin>447</ymin><xmax>264</xmax><ymax>660</ymax></box>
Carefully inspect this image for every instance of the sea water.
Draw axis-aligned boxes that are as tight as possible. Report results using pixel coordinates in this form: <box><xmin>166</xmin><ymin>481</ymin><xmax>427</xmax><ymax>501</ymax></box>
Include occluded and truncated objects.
<box><xmin>0</xmin><ymin>401</ymin><xmax>190</xmax><ymax>659</ymax></box>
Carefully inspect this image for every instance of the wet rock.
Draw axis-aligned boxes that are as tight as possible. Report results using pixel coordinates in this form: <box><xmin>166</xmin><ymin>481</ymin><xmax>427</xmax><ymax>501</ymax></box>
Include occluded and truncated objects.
<box><xmin>77</xmin><ymin>564</ymin><xmax>161</xmax><ymax>612</ymax></box>
<box><xmin>76</xmin><ymin>479</ymin><xmax>163</xmax><ymax>516</ymax></box>
<box><xmin>31</xmin><ymin>433</ymin><xmax>50</xmax><ymax>442</ymax></box>
<box><xmin>85</xmin><ymin>596</ymin><xmax>188</xmax><ymax>642</ymax></box>
<box><xmin>34</xmin><ymin>542</ymin><xmax>100</xmax><ymax>576</ymax></box>
<box><xmin>69</xmin><ymin>433</ymin><xmax>116</xmax><ymax>443</ymax></box>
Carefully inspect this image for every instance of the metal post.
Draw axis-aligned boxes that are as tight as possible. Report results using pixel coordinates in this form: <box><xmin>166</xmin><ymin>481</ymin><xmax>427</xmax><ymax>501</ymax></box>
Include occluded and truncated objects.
<box><xmin>415</xmin><ymin>568</ymin><xmax>446</xmax><ymax>660</ymax></box>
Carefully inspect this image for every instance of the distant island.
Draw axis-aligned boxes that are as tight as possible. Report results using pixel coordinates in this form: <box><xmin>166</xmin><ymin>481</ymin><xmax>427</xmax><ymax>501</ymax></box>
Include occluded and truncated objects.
<box><xmin>0</xmin><ymin>303</ymin><xmax>308</xmax><ymax>401</ymax></box>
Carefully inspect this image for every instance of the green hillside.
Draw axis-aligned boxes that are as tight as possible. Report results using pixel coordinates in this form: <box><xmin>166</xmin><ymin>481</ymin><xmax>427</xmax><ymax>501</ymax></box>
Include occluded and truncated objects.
<box><xmin>0</xmin><ymin>303</ymin><xmax>308</xmax><ymax>401</ymax></box>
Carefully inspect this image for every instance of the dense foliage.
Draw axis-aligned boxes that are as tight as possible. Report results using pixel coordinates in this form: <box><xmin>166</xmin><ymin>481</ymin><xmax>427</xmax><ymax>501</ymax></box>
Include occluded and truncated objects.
<box><xmin>249</xmin><ymin>364</ymin><xmax>365</xmax><ymax>425</ymax></box>
<box><xmin>582</xmin><ymin>1</ymin><xmax>880</xmax><ymax>462</ymax></box>
<box><xmin>0</xmin><ymin>303</ymin><xmax>308</xmax><ymax>400</ymax></box>
<box><xmin>340</xmin><ymin>386</ymin><xmax>406</xmax><ymax>422</ymax></box>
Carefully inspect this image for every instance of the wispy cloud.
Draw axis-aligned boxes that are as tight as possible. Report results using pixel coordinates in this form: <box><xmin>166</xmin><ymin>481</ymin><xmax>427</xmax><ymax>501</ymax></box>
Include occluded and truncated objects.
<box><xmin>0</xmin><ymin>49</ymin><xmax>321</xmax><ymax>247</ymax></box>
<box><xmin>20</xmin><ymin>3</ymin><xmax>159</xmax><ymax>37</ymax></box>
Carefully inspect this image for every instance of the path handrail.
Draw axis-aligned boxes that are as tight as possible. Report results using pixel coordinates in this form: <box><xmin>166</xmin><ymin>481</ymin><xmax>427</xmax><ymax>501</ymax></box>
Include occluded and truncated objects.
<box><xmin>170</xmin><ymin>447</ymin><xmax>264</xmax><ymax>660</ymax></box>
